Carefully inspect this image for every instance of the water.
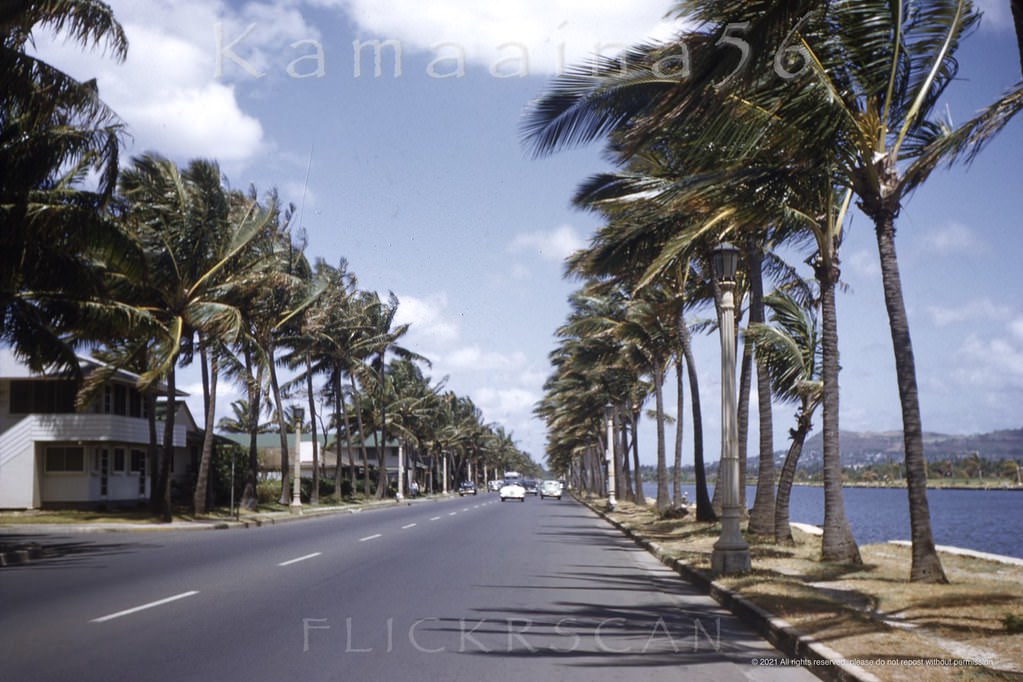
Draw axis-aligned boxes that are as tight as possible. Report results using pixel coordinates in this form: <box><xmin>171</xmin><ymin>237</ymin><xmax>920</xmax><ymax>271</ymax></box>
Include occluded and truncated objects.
<box><xmin>639</xmin><ymin>482</ymin><xmax>1023</xmax><ymax>559</ymax></box>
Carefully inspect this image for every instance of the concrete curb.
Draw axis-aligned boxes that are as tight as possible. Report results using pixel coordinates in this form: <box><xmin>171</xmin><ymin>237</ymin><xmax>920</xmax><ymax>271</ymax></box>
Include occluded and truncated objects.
<box><xmin>587</xmin><ymin>501</ymin><xmax>880</xmax><ymax>682</ymax></box>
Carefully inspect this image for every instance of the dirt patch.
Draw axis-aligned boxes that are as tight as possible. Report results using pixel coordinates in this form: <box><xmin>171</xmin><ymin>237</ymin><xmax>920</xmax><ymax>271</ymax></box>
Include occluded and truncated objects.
<box><xmin>601</xmin><ymin>499</ymin><xmax>1023</xmax><ymax>681</ymax></box>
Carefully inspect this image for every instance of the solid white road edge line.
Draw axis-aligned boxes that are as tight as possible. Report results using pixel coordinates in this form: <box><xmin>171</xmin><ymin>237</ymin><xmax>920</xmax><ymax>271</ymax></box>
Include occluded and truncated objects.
<box><xmin>91</xmin><ymin>590</ymin><xmax>200</xmax><ymax>623</ymax></box>
<box><xmin>278</xmin><ymin>552</ymin><xmax>322</xmax><ymax>567</ymax></box>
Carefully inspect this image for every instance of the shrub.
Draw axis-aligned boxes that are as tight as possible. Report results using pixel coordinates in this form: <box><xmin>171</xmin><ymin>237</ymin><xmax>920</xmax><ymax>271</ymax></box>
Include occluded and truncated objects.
<box><xmin>1005</xmin><ymin>613</ymin><xmax>1023</xmax><ymax>634</ymax></box>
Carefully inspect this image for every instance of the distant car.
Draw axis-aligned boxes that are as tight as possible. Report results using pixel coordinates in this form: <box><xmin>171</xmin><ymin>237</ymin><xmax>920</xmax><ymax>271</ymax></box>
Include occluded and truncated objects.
<box><xmin>458</xmin><ymin>481</ymin><xmax>477</xmax><ymax>496</ymax></box>
<box><xmin>539</xmin><ymin>480</ymin><xmax>563</xmax><ymax>500</ymax></box>
<box><xmin>487</xmin><ymin>480</ymin><xmax>503</xmax><ymax>492</ymax></box>
<box><xmin>522</xmin><ymin>479</ymin><xmax>539</xmax><ymax>495</ymax></box>
<box><xmin>499</xmin><ymin>481</ymin><xmax>526</xmax><ymax>502</ymax></box>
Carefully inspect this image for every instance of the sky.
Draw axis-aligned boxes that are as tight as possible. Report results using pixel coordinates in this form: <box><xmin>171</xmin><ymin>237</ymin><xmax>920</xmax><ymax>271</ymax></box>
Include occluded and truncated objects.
<box><xmin>33</xmin><ymin>0</ymin><xmax>1023</xmax><ymax>467</ymax></box>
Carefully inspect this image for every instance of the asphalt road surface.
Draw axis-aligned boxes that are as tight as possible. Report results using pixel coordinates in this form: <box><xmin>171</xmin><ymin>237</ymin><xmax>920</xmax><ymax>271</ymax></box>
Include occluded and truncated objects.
<box><xmin>0</xmin><ymin>495</ymin><xmax>816</xmax><ymax>681</ymax></box>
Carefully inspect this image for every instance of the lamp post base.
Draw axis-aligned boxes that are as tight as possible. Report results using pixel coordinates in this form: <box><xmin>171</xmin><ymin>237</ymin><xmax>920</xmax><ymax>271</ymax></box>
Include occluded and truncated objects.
<box><xmin>289</xmin><ymin>499</ymin><xmax>303</xmax><ymax>515</ymax></box>
<box><xmin>711</xmin><ymin>546</ymin><xmax>751</xmax><ymax>575</ymax></box>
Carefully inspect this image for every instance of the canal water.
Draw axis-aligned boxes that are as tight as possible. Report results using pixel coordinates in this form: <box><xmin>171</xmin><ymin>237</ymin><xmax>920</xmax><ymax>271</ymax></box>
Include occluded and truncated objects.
<box><xmin>639</xmin><ymin>483</ymin><xmax>1023</xmax><ymax>559</ymax></box>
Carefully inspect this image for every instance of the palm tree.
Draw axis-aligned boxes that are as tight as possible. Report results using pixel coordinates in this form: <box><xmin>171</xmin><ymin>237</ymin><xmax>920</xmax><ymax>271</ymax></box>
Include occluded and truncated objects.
<box><xmin>116</xmin><ymin>154</ymin><xmax>271</xmax><ymax>519</ymax></box>
<box><xmin>1</xmin><ymin>0</ymin><xmax>130</xmax><ymax>371</ymax></box>
<box><xmin>359</xmin><ymin>292</ymin><xmax>425</xmax><ymax>499</ymax></box>
<box><xmin>746</xmin><ymin>287</ymin><xmax>823</xmax><ymax>544</ymax></box>
<box><xmin>522</xmin><ymin>1</ymin><xmax>1023</xmax><ymax>576</ymax></box>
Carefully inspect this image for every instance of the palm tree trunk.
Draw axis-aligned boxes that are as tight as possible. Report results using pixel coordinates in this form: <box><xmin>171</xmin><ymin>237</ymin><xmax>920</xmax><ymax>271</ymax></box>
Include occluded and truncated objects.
<box><xmin>818</xmin><ymin>260</ymin><xmax>861</xmax><ymax>564</ymax></box>
<box><xmin>193</xmin><ymin>343</ymin><xmax>218</xmax><ymax>514</ymax></box>
<box><xmin>734</xmin><ymin>332</ymin><xmax>753</xmax><ymax>516</ymax></box>
<box><xmin>268</xmin><ymin>353</ymin><xmax>291</xmax><ymax>506</ymax></box>
<box><xmin>748</xmin><ymin>247</ymin><xmax>776</xmax><ymax>536</ymax></box>
<box><xmin>1012</xmin><ymin>0</ymin><xmax>1023</xmax><ymax>76</ymax></box>
<box><xmin>350</xmin><ymin>375</ymin><xmax>370</xmax><ymax>497</ymax></box>
<box><xmin>334</xmin><ymin>371</ymin><xmax>347</xmax><ymax>500</ymax></box>
<box><xmin>306</xmin><ymin>354</ymin><xmax>319</xmax><ymax>505</ymax></box>
<box><xmin>619</xmin><ymin>416</ymin><xmax>634</xmax><ymax>501</ymax></box>
<box><xmin>631</xmin><ymin>406</ymin><xmax>642</xmax><ymax>503</ymax></box>
<box><xmin>774</xmin><ymin>410</ymin><xmax>813</xmax><ymax>545</ymax></box>
<box><xmin>154</xmin><ymin>365</ymin><xmax>176</xmax><ymax>522</ymax></box>
<box><xmin>679</xmin><ymin>316</ymin><xmax>715</xmax><ymax>522</ymax></box>
<box><xmin>653</xmin><ymin>359</ymin><xmax>669</xmax><ymax>513</ymax></box>
<box><xmin>672</xmin><ymin>358</ymin><xmax>684</xmax><ymax>507</ymax></box>
<box><xmin>146</xmin><ymin>390</ymin><xmax>158</xmax><ymax>509</ymax></box>
<box><xmin>238</xmin><ymin>347</ymin><xmax>260</xmax><ymax>511</ymax></box>
<box><xmin>874</xmin><ymin>216</ymin><xmax>947</xmax><ymax>583</ymax></box>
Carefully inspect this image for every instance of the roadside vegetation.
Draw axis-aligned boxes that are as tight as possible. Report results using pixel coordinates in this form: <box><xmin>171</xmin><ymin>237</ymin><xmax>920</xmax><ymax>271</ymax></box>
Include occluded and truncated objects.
<box><xmin>1</xmin><ymin>2</ymin><xmax>535</xmax><ymax>522</ymax></box>
<box><xmin>597</xmin><ymin>498</ymin><xmax>1023</xmax><ymax>680</ymax></box>
<box><xmin>525</xmin><ymin>0</ymin><xmax>1023</xmax><ymax>583</ymax></box>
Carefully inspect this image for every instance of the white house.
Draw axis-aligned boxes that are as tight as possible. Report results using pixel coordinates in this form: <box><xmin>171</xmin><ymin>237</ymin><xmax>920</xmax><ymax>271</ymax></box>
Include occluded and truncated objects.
<box><xmin>0</xmin><ymin>349</ymin><xmax>200</xmax><ymax>509</ymax></box>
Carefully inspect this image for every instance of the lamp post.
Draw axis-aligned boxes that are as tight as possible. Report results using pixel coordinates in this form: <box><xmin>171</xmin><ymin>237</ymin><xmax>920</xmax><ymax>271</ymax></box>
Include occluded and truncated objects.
<box><xmin>291</xmin><ymin>407</ymin><xmax>304</xmax><ymax>514</ymax></box>
<box><xmin>710</xmin><ymin>242</ymin><xmax>750</xmax><ymax>574</ymax></box>
<box><xmin>604</xmin><ymin>403</ymin><xmax>617</xmax><ymax>511</ymax></box>
<box><xmin>396</xmin><ymin>442</ymin><xmax>404</xmax><ymax>502</ymax></box>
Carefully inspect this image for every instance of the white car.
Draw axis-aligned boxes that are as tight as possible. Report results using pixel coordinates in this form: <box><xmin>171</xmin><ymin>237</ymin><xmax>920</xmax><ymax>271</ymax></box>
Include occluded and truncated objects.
<box><xmin>499</xmin><ymin>481</ymin><xmax>526</xmax><ymax>502</ymax></box>
<box><xmin>539</xmin><ymin>480</ymin><xmax>563</xmax><ymax>500</ymax></box>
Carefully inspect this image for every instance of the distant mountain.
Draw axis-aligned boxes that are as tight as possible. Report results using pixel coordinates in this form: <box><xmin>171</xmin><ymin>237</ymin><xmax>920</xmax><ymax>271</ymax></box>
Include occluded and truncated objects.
<box><xmin>796</xmin><ymin>428</ymin><xmax>1023</xmax><ymax>467</ymax></box>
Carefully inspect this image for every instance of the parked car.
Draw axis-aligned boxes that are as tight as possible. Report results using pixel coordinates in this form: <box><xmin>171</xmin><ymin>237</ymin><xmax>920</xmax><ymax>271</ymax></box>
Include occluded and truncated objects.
<box><xmin>522</xmin><ymin>479</ymin><xmax>539</xmax><ymax>495</ymax></box>
<box><xmin>458</xmin><ymin>481</ymin><xmax>477</xmax><ymax>496</ymax></box>
<box><xmin>539</xmin><ymin>480</ymin><xmax>563</xmax><ymax>500</ymax></box>
<box><xmin>499</xmin><ymin>481</ymin><xmax>526</xmax><ymax>502</ymax></box>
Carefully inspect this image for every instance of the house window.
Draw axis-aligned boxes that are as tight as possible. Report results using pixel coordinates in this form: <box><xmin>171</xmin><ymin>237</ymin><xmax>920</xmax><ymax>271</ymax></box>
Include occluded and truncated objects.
<box><xmin>98</xmin><ymin>449</ymin><xmax>109</xmax><ymax>496</ymax></box>
<box><xmin>113</xmin><ymin>448</ymin><xmax>126</xmax><ymax>473</ymax></box>
<box><xmin>45</xmin><ymin>446</ymin><xmax>85</xmax><ymax>472</ymax></box>
<box><xmin>130</xmin><ymin>449</ymin><xmax>146</xmax><ymax>473</ymax></box>
<box><xmin>132</xmin><ymin>450</ymin><xmax>146</xmax><ymax>496</ymax></box>
<box><xmin>114</xmin><ymin>385</ymin><xmax>128</xmax><ymax>415</ymax></box>
<box><xmin>129</xmin><ymin>389</ymin><xmax>142</xmax><ymax>418</ymax></box>
<box><xmin>10</xmin><ymin>380</ymin><xmax>77</xmax><ymax>414</ymax></box>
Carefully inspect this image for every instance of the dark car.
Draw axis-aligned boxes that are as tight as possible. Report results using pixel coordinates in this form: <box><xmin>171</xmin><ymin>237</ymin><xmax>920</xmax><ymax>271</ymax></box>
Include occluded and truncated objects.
<box><xmin>458</xmin><ymin>481</ymin><xmax>477</xmax><ymax>496</ymax></box>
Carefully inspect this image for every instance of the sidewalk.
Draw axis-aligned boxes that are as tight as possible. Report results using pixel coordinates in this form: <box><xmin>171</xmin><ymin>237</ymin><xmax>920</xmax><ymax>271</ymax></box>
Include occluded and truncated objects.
<box><xmin>581</xmin><ymin>497</ymin><xmax>1023</xmax><ymax>682</ymax></box>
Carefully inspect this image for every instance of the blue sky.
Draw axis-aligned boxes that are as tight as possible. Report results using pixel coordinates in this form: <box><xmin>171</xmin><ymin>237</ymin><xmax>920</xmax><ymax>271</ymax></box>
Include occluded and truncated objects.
<box><xmin>35</xmin><ymin>1</ymin><xmax>1023</xmax><ymax>466</ymax></box>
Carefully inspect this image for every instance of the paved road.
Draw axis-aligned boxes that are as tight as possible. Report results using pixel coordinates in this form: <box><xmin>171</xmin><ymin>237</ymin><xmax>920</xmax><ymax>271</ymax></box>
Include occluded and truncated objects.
<box><xmin>0</xmin><ymin>496</ymin><xmax>815</xmax><ymax>681</ymax></box>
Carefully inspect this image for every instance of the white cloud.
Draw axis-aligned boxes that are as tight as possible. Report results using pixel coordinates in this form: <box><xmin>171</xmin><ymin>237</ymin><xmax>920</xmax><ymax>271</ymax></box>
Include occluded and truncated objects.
<box><xmin>323</xmin><ymin>0</ymin><xmax>686</xmax><ymax>75</ymax></box>
<box><xmin>845</xmin><ymin>249</ymin><xmax>880</xmax><ymax>278</ymax></box>
<box><xmin>509</xmin><ymin>224</ymin><xmax>586</xmax><ymax>262</ymax></box>
<box><xmin>445</xmin><ymin>346</ymin><xmax>528</xmax><ymax>372</ymax></box>
<box><xmin>394</xmin><ymin>293</ymin><xmax>461</xmax><ymax>344</ymax></box>
<box><xmin>927</xmin><ymin>298</ymin><xmax>1013</xmax><ymax>326</ymax></box>
<box><xmin>919</xmin><ymin>222</ymin><xmax>987</xmax><ymax>255</ymax></box>
<box><xmin>475</xmin><ymin>386</ymin><xmax>539</xmax><ymax>417</ymax></box>
<box><xmin>29</xmin><ymin>0</ymin><xmax>321</xmax><ymax>172</ymax></box>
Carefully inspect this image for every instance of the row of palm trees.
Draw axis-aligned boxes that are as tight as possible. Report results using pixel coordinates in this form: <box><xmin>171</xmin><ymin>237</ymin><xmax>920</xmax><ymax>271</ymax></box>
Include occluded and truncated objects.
<box><xmin>1</xmin><ymin>1</ymin><xmax>534</xmax><ymax>521</ymax></box>
<box><xmin>524</xmin><ymin>0</ymin><xmax>1023</xmax><ymax>582</ymax></box>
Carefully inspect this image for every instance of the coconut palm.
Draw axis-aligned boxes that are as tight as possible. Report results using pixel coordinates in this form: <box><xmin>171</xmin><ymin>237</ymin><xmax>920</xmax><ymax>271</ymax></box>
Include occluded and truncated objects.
<box><xmin>746</xmin><ymin>287</ymin><xmax>823</xmax><ymax>544</ymax></box>
<box><xmin>1</xmin><ymin>0</ymin><xmax>130</xmax><ymax>370</ymax></box>
<box><xmin>358</xmin><ymin>291</ymin><xmax>426</xmax><ymax>499</ymax></box>
<box><xmin>115</xmin><ymin>154</ymin><xmax>272</xmax><ymax>519</ymax></box>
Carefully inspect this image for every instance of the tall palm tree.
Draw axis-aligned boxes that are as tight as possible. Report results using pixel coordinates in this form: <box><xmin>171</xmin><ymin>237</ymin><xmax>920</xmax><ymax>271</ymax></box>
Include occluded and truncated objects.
<box><xmin>746</xmin><ymin>287</ymin><xmax>823</xmax><ymax>545</ymax></box>
<box><xmin>359</xmin><ymin>291</ymin><xmax>425</xmax><ymax>499</ymax></box>
<box><xmin>1</xmin><ymin>0</ymin><xmax>130</xmax><ymax>371</ymax></box>
<box><xmin>116</xmin><ymin>154</ymin><xmax>271</xmax><ymax>519</ymax></box>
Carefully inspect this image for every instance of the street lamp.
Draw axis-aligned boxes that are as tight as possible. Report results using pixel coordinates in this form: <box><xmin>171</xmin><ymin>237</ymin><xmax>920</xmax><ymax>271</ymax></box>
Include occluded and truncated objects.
<box><xmin>604</xmin><ymin>403</ymin><xmax>617</xmax><ymax>511</ymax></box>
<box><xmin>291</xmin><ymin>407</ymin><xmax>304</xmax><ymax>514</ymax></box>
<box><xmin>710</xmin><ymin>242</ymin><xmax>750</xmax><ymax>574</ymax></box>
